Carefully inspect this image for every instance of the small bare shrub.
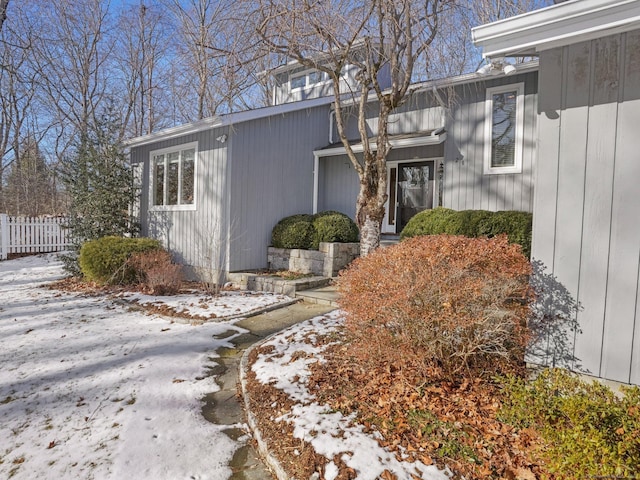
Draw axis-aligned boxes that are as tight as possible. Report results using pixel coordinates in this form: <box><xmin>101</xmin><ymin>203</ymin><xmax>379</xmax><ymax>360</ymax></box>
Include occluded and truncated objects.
<box><xmin>338</xmin><ymin>234</ymin><xmax>532</xmax><ymax>379</ymax></box>
<box><xmin>129</xmin><ymin>249</ymin><xmax>183</xmax><ymax>295</ymax></box>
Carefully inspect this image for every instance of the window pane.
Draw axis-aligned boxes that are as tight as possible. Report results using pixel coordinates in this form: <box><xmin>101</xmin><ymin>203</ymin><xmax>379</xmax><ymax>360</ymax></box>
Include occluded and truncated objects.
<box><xmin>167</xmin><ymin>152</ymin><xmax>179</xmax><ymax>205</ymax></box>
<box><xmin>153</xmin><ymin>154</ymin><xmax>164</xmax><ymax>205</ymax></box>
<box><xmin>290</xmin><ymin>74</ymin><xmax>306</xmax><ymax>89</ymax></box>
<box><xmin>308</xmin><ymin>71</ymin><xmax>323</xmax><ymax>85</ymax></box>
<box><xmin>491</xmin><ymin>91</ymin><xmax>517</xmax><ymax>168</ymax></box>
<box><xmin>181</xmin><ymin>148</ymin><xmax>195</xmax><ymax>205</ymax></box>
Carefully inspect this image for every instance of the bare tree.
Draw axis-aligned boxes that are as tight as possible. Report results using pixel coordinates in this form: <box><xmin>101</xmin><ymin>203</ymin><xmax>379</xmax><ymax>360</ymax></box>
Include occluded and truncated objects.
<box><xmin>115</xmin><ymin>2</ymin><xmax>170</xmax><ymax>137</ymax></box>
<box><xmin>26</xmin><ymin>0</ymin><xmax>113</xmax><ymax>157</ymax></box>
<box><xmin>0</xmin><ymin>0</ymin><xmax>9</xmax><ymax>34</ymax></box>
<box><xmin>168</xmin><ymin>0</ymin><xmax>228</xmax><ymax>120</ymax></box>
<box><xmin>4</xmin><ymin>137</ymin><xmax>58</xmax><ymax>216</ymax></box>
<box><xmin>0</xmin><ymin>11</ymin><xmax>45</xmax><ymax>212</ymax></box>
<box><xmin>255</xmin><ymin>0</ymin><xmax>453</xmax><ymax>255</ymax></box>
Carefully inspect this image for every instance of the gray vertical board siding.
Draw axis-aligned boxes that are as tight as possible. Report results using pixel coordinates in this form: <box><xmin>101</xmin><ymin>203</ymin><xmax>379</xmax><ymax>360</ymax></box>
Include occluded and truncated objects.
<box><xmin>129</xmin><ymin>129</ymin><xmax>229</xmax><ymax>271</ymax></box>
<box><xmin>338</xmin><ymin>93</ymin><xmax>445</xmax><ymax>142</ymax></box>
<box><xmin>319</xmin><ymin>155</ymin><xmax>359</xmax><ymax>218</ymax></box>
<box><xmin>227</xmin><ymin>105</ymin><xmax>330</xmax><ymax>272</ymax></box>
<box><xmin>532</xmin><ymin>31</ymin><xmax>640</xmax><ymax>384</ymax></box>
<box><xmin>577</xmin><ymin>37</ymin><xmax>620</xmax><ymax>379</ymax></box>
<box><xmin>552</xmin><ymin>43</ymin><xmax>590</xmax><ymax>372</ymax></box>
<box><xmin>625</xmin><ymin>30</ymin><xmax>640</xmax><ymax>385</ymax></box>
<box><xmin>528</xmin><ymin>48</ymin><xmax>564</xmax><ymax>367</ymax></box>
<box><xmin>602</xmin><ymin>32</ymin><xmax>640</xmax><ymax>383</ymax></box>
<box><xmin>442</xmin><ymin>72</ymin><xmax>537</xmax><ymax>213</ymax></box>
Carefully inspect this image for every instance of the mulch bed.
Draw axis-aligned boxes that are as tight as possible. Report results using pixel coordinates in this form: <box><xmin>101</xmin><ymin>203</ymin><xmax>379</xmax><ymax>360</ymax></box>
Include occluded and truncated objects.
<box><xmin>243</xmin><ymin>324</ymin><xmax>548</xmax><ymax>480</ymax></box>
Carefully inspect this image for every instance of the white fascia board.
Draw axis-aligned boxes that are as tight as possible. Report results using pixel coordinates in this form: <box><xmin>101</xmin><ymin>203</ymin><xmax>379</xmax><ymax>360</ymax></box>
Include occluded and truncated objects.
<box><xmin>472</xmin><ymin>0</ymin><xmax>640</xmax><ymax>58</ymax></box>
<box><xmin>125</xmin><ymin>95</ymin><xmax>335</xmax><ymax>149</ymax></box>
<box><xmin>313</xmin><ymin>131</ymin><xmax>447</xmax><ymax>158</ymax></box>
<box><xmin>124</xmin><ymin>116</ymin><xmax>223</xmax><ymax>148</ymax></box>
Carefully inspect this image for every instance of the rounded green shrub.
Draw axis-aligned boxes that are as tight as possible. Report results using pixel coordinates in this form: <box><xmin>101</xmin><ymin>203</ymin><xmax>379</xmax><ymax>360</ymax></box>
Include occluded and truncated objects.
<box><xmin>311</xmin><ymin>211</ymin><xmax>359</xmax><ymax>249</ymax></box>
<box><xmin>400</xmin><ymin>208</ymin><xmax>532</xmax><ymax>258</ymax></box>
<box><xmin>79</xmin><ymin>236</ymin><xmax>161</xmax><ymax>285</ymax></box>
<box><xmin>480</xmin><ymin>211</ymin><xmax>532</xmax><ymax>258</ymax></box>
<box><xmin>399</xmin><ymin>207</ymin><xmax>458</xmax><ymax>239</ymax></box>
<box><xmin>270</xmin><ymin>214</ymin><xmax>315</xmax><ymax>249</ymax></box>
<box><xmin>447</xmin><ymin>209</ymin><xmax>494</xmax><ymax>237</ymax></box>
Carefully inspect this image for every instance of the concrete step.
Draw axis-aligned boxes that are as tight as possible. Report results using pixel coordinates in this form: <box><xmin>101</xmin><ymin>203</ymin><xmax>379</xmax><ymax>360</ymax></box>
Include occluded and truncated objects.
<box><xmin>295</xmin><ymin>285</ymin><xmax>340</xmax><ymax>307</ymax></box>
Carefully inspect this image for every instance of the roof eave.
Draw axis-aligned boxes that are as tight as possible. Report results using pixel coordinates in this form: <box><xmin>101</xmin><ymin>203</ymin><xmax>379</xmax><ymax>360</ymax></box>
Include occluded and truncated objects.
<box><xmin>472</xmin><ymin>0</ymin><xmax>640</xmax><ymax>58</ymax></box>
<box><xmin>313</xmin><ymin>130</ymin><xmax>447</xmax><ymax>158</ymax></box>
<box><xmin>125</xmin><ymin>95</ymin><xmax>336</xmax><ymax>149</ymax></box>
<box><xmin>124</xmin><ymin>116</ymin><xmax>223</xmax><ymax>149</ymax></box>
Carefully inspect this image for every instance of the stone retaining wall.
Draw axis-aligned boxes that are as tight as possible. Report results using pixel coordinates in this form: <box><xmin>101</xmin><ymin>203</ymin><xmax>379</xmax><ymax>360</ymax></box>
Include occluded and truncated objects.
<box><xmin>226</xmin><ymin>273</ymin><xmax>330</xmax><ymax>295</ymax></box>
<box><xmin>267</xmin><ymin>242</ymin><xmax>360</xmax><ymax>277</ymax></box>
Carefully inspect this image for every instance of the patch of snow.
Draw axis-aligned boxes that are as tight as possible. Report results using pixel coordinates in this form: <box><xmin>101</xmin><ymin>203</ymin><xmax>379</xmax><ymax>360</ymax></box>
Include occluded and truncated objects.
<box><xmin>0</xmin><ymin>254</ymin><xmax>281</xmax><ymax>479</ymax></box>
<box><xmin>119</xmin><ymin>290</ymin><xmax>292</xmax><ymax>321</ymax></box>
<box><xmin>251</xmin><ymin>311</ymin><xmax>452</xmax><ymax>480</ymax></box>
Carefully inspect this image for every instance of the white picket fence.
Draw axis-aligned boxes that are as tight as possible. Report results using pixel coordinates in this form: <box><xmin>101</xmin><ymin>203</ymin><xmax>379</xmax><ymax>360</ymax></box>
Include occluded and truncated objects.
<box><xmin>0</xmin><ymin>214</ymin><xmax>71</xmax><ymax>260</ymax></box>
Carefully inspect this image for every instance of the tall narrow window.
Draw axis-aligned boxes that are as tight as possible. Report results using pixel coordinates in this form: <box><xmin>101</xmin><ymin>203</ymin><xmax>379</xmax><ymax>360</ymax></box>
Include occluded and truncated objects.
<box><xmin>484</xmin><ymin>83</ymin><xmax>524</xmax><ymax>174</ymax></box>
<box><xmin>151</xmin><ymin>143</ymin><xmax>197</xmax><ymax>209</ymax></box>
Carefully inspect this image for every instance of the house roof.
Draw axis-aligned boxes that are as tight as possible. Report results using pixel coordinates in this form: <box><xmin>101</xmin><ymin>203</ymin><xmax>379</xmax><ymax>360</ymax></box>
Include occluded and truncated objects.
<box><xmin>313</xmin><ymin>129</ymin><xmax>447</xmax><ymax>158</ymax></box>
<box><xmin>124</xmin><ymin>95</ymin><xmax>336</xmax><ymax>148</ymax></box>
<box><xmin>125</xmin><ymin>61</ymin><xmax>538</xmax><ymax>150</ymax></box>
<box><xmin>472</xmin><ymin>0</ymin><xmax>640</xmax><ymax>58</ymax></box>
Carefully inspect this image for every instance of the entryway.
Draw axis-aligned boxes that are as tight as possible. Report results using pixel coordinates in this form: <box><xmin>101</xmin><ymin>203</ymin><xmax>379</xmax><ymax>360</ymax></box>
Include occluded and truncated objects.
<box><xmin>382</xmin><ymin>159</ymin><xmax>440</xmax><ymax>234</ymax></box>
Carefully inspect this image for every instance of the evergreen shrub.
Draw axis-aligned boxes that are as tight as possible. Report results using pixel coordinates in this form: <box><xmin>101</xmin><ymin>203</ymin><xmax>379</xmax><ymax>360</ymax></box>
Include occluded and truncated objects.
<box><xmin>400</xmin><ymin>208</ymin><xmax>533</xmax><ymax>257</ymax></box>
<box><xmin>499</xmin><ymin>368</ymin><xmax>640</xmax><ymax>479</ymax></box>
<box><xmin>311</xmin><ymin>211</ymin><xmax>359</xmax><ymax>249</ymax></box>
<box><xmin>271</xmin><ymin>211</ymin><xmax>359</xmax><ymax>250</ymax></box>
<box><xmin>270</xmin><ymin>214</ymin><xmax>315</xmax><ymax>249</ymax></box>
<box><xmin>399</xmin><ymin>207</ymin><xmax>458</xmax><ymax>238</ymax></box>
<box><xmin>338</xmin><ymin>234</ymin><xmax>532</xmax><ymax>379</ymax></box>
<box><xmin>79</xmin><ymin>236</ymin><xmax>160</xmax><ymax>285</ymax></box>
<box><xmin>480</xmin><ymin>210</ymin><xmax>533</xmax><ymax>258</ymax></box>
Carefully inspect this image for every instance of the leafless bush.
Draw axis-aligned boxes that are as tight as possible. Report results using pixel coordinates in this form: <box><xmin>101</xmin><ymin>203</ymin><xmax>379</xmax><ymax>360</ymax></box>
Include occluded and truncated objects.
<box><xmin>129</xmin><ymin>249</ymin><xmax>183</xmax><ymax>295</ymax></box>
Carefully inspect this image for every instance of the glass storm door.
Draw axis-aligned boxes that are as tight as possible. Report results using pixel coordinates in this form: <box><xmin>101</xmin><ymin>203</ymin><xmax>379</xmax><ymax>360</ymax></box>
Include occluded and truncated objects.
<box><xmin>383</xmin><ymin>161</ymin><xmax>435</xmax><ymax>234</ymax></box>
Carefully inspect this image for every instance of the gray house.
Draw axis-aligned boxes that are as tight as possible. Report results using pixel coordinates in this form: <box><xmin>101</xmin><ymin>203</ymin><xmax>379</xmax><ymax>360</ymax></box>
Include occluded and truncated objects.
<box><xmin>127</xmin><ymin>63</ymin><xmax>538</xmax><ymax>275</ymax></box>
<box><xmin>474</xmin><ymin>0</ymin><xmax>640</xmax><ymax>385</ymax></box>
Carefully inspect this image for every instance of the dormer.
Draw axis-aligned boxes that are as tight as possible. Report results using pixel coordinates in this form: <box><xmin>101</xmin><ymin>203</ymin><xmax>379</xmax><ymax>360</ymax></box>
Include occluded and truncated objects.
<box><xmin>269</xmin><ymin>43</ymin><xmax>392</xmax><ymax>106</ymax></box>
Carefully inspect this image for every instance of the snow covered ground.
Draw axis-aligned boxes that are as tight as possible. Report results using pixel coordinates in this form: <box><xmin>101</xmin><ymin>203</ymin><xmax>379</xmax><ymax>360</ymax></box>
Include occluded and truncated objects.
<box><xmin>249</xmin><ymin>313</ymin><xmax>451</xmax><ymax>480</ymax></box>
<box><xmin>0</xmin><ymin>254</ymin><xmax>290</xmax><ymax>480</ymax></box>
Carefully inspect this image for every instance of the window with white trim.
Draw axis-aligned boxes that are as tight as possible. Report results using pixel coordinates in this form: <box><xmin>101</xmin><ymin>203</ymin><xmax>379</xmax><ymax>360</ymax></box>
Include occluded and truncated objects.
<box><xmin>290</xmin><ymin>70</ymin><xmax>328</xmax><ymax>90</ymax></box>
<box><xmin>484</xmin><ymin>83</ymin><xmax>524</xmax><ymax>174</ymax></box>
<box><xmin>151</xmin><ymin>142</ymin><xmax>196</xmax><ymax>209</ymax></box>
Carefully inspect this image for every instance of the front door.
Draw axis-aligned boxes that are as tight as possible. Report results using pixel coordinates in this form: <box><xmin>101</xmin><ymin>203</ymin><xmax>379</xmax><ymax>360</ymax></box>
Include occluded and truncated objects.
<box><xmin>383</xmin><ymin>160</ymin><xmax>436</xmax><ymax>234</ymax></box>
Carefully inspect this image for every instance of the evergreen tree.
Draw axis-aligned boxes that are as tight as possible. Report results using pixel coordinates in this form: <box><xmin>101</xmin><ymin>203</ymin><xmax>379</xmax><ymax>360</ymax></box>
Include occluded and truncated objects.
<box><xmin>60</xmin><ymin>109</ymin><xmax>139</xmax><ymax>276</ymax></box>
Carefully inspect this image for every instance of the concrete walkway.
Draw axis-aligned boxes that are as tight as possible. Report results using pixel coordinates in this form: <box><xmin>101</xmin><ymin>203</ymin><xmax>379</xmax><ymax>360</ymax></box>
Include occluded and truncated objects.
<box><xmin>205</xmin><ymin>299</ymin><xmax>336</xmax><ymax>479</ymax></box>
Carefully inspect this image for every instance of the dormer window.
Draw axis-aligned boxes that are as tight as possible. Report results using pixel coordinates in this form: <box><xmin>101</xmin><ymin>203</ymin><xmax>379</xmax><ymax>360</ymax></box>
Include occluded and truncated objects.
<box><xmin>290</xmin><ymin>70</ymin><xmax>328</xmax><ymax>91</ymax></box>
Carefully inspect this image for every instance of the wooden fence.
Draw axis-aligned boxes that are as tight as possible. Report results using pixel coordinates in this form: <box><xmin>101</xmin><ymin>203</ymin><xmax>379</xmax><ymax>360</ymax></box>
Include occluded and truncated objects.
<box><xmin>0</xmin><ymin>214</ymin><xmax>71</xmax><ymax>260</ymax></box>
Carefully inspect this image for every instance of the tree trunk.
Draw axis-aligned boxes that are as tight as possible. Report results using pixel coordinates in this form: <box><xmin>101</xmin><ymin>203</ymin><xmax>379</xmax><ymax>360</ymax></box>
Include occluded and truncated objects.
<box><xmin>359</xmin><ymin>212</ymin><xmax>382</xmax><ymax>256</ymax></box>
<box><xmin>355</xmin><ymin>161</ymin><xmax>387</xmax><ymax>256</ymax></box>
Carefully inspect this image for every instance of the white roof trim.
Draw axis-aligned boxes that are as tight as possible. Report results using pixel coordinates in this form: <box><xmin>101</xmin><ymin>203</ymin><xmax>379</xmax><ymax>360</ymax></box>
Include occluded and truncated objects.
<box><xmin>313</xmin><ymin>129</ymin><xmax>446</xmax><ymax>158</ymax></box>
<box><xmin>472</xmin><ymin>0</ymin><xmax>640</xmax><ymax>58</ymax></box>
<box><xmin>125</xmin><ymin>95</ymin><xmax>336</xmax><ymax>148</ymax></box>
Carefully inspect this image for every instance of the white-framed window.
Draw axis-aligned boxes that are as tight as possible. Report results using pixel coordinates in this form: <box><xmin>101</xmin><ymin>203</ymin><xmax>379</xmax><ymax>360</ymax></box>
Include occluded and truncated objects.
<box><xmin>150</xmin><ymin>142</ymin><xmax>197</xmax><ymax>210</ymax></box>
<box><xmin>289</xmin><ymin>69</ymin><xmax>328</xmax><ymax>91</ymax></box>
<box><xmin>484</xmin><ymin>83</ymin><xmax>524</xmax><ymax>175</ymax></box>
